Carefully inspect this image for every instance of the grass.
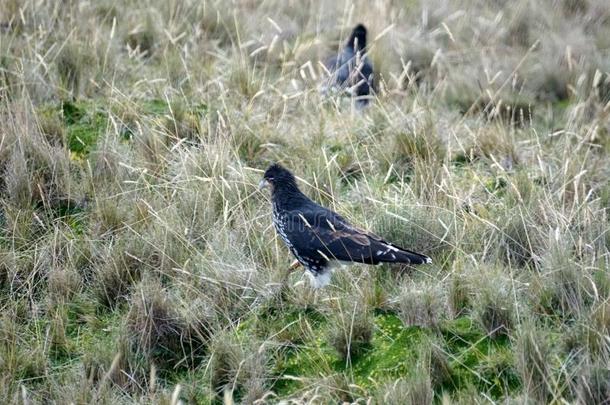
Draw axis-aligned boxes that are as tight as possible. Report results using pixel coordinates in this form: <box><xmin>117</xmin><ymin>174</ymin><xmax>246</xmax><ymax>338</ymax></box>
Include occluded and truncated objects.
<box><xmin>0</xmin><ymin>0</ymin><xmax>609</xmax><ymax>403</ymax></box>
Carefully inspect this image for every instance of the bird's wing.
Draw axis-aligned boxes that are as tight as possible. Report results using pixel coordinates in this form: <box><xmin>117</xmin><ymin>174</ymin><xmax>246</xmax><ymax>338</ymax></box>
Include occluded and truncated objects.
<box><xmin>284</xmin><ymin>206</ymin><xmax>430</xmax><ymax>265</ymax></box>
<box><xmin>325</xmin><ymin>49</ymin><xmax>354</xmax><ymax>85</ymax></box>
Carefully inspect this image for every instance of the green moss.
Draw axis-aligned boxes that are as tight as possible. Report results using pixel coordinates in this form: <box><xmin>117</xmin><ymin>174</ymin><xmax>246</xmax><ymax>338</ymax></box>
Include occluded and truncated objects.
<box><xmin>62</xmin><ymin>100</ymin><xmax>86</xmax><ymax>125</ymax></box>
<box><xmin>251</xmin><ymin>306</ymin><xmax>325</xmax><ymax>345</ymax></box>
<box><xmin>51</xmin><ymin>297</ymin><xmax>121</xmax><ymax>364</ymax></box>
<box><xmin>269</xmin><ymin>312</ymin><xmax>520</xmax><ymax>399</ymax></box>
<box><xmin>485</xmin><ymin>176</ymin><xmax>508</xmax><ymax>196</ymax></box>
<box><xmin>440</xmin><ymin>317</ymin><xmax>519</xmax><ymax>398</ymax></box>
<box><xmin>272</xmin><ymin>313</ymin><xmax>425</xmax><ymax>396</ymax></box>
<box><xmin>273</xmin><ymin>340</ymin><xmax>340</xmax><ymax>396</ymax></box>
<box><xmin>42</xmin><ymin>98</ymin><xmax>208</xmax><ymax>158</ymax></box>
<box><xmin>60</xmin><ymin>101</ymin><xmax>108</xmax><ymax>155</ymax></box>
<box><xmin>141</xmin><ymin>98</ymin><xmax>170</xmax><ymax>115</ymax></box>
<box><xmin>351</xmin><ymin>314</ymin><xmax>424</xmax><ymax>385</ymax></box>
<box><xmin>268</xmin><ymin>308</ymin><xmax>332</xmax><ymax>395</ymax></box>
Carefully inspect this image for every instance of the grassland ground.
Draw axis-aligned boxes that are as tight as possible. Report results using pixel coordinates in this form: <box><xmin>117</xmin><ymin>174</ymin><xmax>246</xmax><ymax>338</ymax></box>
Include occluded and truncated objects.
<box><xmin>0</xmin><ymin>0</ymin><xmax>609</xmax><ymax>403</ymax></box>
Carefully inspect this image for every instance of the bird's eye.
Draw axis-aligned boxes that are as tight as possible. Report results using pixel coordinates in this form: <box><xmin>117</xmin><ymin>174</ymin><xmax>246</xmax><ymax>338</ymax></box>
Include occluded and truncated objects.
<box><xmin>267</xmin><ymin>176</ymin><xmax>274</xmax><ymax>181</ymax></box>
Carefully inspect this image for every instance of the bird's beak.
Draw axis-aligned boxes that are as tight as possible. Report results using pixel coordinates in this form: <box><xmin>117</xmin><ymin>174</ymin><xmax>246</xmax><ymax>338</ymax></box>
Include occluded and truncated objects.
<box><xmin>258</xmin><ymin>179</ymin><xmax>270</xmax><ymax>190</ymax></box>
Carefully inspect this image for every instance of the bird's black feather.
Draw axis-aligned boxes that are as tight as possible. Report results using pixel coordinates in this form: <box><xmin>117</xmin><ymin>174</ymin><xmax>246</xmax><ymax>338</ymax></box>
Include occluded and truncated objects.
<box><xmin>324</xmin><ymin>24</ymin><xmax>375</xmax><ymax>106</ymax></box>
<box><xmin>262</xmin><ymin>164</ymin><xmax>431</xmax><ymax>287</ymax></box>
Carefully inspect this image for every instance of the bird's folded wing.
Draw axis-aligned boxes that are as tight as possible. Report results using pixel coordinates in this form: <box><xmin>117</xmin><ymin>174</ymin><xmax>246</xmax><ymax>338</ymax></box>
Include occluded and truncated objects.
<box><xmin>285</xmin><ymin>208</ymin><xmax>429</xmax><ymax>265</ymax></box>
<box><xmin>284</xmin><ymin>209</ymin><xmax>384</xmax><ymax>263</ymax></box>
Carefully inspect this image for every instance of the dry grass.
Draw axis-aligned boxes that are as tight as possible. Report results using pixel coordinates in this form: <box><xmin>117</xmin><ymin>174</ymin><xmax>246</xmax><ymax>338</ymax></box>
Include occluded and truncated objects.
<box><xmin>0</xmin><ymin>0</ymin><xmax>609</xmax><ymax>402</ymax></box>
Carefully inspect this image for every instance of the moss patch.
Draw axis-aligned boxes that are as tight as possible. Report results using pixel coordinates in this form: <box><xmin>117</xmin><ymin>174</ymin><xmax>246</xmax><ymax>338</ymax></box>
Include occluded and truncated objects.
<box><xmin>62</xmin><ymin>100</ymin><xmax>108</xmax><ymax>156</ymax></box>
<box><xmin>351</xmin><ymin>314</ymin><xmax>424</xmax><ymax>385</ymax></box>
<box><xmin>269</xmin><ymin>313</ymin><xmax>519</xmax><ymax>399</ymax></box>
<box><xmin>441</xmin><ymin>317</ymin><xmax>519</xmax><ymax>398</ymax></box>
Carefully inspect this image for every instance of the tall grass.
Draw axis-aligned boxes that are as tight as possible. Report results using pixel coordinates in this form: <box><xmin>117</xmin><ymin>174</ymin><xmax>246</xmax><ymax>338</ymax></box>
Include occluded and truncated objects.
<box><xmin>0</xmin><ymin>0</ymin><xmax>609</xmax><ymax>402</ymax></box>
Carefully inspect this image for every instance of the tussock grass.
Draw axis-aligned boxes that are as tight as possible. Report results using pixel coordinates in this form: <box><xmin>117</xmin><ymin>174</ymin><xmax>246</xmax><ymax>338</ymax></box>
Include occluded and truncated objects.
<box><xmin>447</xmin><ymin>263</ymin><xmax>471</xmax><ymax>318</ymax></box>
<box><xmin>471</xmin><ymin>266</ymin><xmax>517</xmax><ymax>339</ymax></box>
<box><xmin>0</xmin><ymin>0</ymin><xmax>609</xmax><ymax>402</ymax></box>
<box><xmin>206</xmin><ymin>330</ymin><xmax>271</xmax><ymax>402</ymax></box>
<box><xmin>327</xmin><ymin>296</ymin><xmax>374</xmax><ymax>361</ymax></box>
<box><xmin>127</xmin><ymin>278</ymin><xmax>209</xmax><ymax>369</ymax></box>
<box><xmin>575</xmin><ymin>358</ymin><xmax>610</xmax><ymax>404</ymax></box>
<box><xmin>396</xmin><ymin>281</ymin><xmax>446</xmax><ymax>329</ymax></box>
<box><xmin>515</xmin><ymin>323</ymin><xmax>555</xmax><ymax>403</ymax></box>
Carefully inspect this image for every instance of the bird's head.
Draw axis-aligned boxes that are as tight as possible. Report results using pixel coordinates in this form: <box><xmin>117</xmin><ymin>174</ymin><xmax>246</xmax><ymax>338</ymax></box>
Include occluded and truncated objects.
<box><xmin>259</xmin><ymin>163</ymin><xmax>298</xmax><ymax>192</ymax></box>
<box><xmin>348</xmin><ymin>24</ymin><xmax>367</xmax><ymax>50</ymax></box>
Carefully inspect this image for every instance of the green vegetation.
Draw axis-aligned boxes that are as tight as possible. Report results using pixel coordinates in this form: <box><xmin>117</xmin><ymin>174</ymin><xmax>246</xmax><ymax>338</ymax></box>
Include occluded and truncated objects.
<box><xmin>1</xmin><ymin>0</ymin><xmax>609</xmax><ymax>403</ymax></box>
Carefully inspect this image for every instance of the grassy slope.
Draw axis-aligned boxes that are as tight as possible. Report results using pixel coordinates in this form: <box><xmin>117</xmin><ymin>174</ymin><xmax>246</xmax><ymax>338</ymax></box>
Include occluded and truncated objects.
<box><xmin>1</xmin><ymin>0</ymin><xmax>610</xmax><ymax>403</ymax></box>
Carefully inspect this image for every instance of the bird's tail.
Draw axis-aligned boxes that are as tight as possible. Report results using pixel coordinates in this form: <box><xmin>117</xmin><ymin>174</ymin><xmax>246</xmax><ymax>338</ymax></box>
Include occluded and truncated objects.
<box><xmin>375</xmin><ymin>243</ymin><xmax>432</xmax><ymax>265</ymax></box>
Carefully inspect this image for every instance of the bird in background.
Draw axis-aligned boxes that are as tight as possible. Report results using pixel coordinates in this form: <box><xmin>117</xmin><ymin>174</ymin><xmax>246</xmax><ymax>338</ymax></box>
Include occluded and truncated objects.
<box><xmin>259</xmin><ymin>164</ymin><xmax>431</xmax><ymax>288</ymax></box>
<box><xmin>324</xmin><ymin>23</ymin><xmax>375</xmax><ymax>107</ymax></box>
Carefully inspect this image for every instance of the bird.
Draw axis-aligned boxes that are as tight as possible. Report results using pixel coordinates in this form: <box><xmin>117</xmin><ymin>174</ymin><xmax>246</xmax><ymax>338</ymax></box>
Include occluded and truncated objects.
<box><xmin>259</xmin><ymin>164</ymin><xmax>431</xmax><ymax>288</ymax></box>
<box><xmin>324</xmin><ymin>23</ymin><xmax>375</xmax><ymax>107</ymax></box>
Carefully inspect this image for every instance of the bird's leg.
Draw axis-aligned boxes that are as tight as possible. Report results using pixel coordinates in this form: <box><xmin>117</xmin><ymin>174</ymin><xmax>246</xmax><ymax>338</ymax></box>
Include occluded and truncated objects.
<box><xmin>288</xmin><ymin>259</ymin><xmax>302</xmax><ymax>273</ymax></box>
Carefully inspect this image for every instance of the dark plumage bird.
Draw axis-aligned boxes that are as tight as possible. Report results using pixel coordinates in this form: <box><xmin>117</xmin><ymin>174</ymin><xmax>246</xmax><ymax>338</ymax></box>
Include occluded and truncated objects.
<box><xmin>259</xmin><ymin>164</ymin><xmax>431</xmax><ymax>288</ymax></box>
<box><xmin>324</xmin><ymin>24</ymin><xmax>375</xmax><ymax>107</ymax></box>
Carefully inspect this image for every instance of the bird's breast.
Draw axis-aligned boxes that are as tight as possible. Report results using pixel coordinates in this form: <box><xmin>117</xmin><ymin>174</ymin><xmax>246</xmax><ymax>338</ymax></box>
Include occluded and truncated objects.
<box><xmin>272</xmin><ymin>209</ymin><xmax>292</xmax><ymax>246</ymax></box>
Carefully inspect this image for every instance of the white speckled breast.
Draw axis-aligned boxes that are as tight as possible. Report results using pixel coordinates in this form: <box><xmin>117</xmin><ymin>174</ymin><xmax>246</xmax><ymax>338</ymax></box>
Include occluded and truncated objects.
<box><xmin>272</xmin><ymin>203</ymin><xmax>291</xmax><ymax>247</ymax></box>
<box><xmin>272</xmin><ymin>204</ymin><xmax>314</xmax><ymax>271</ymax></box>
